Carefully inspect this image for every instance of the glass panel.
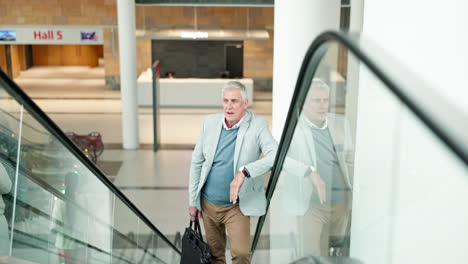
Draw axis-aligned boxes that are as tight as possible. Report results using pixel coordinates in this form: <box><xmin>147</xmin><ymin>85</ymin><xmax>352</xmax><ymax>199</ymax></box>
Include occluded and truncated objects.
<box><xmin>3</xmin><ymin>109</ymin><xmax>114</xmax><ymax>263</ymax></box>
<box><xmin>136</xmin><ymin>220</ymin><xmax>176</xmax><ymax>264</ymax></box>
<box><xmin>349</xmin><ymin>61</ymin><xmax>468</xmax><ymax>264</ymax></box>
<box><xmin>136</xmin><ymin>221</ymin><xmax>155</xmax><ymax>263</ymax></box>
<box><xmin>154</xmin><ymin>233</ymin><xmax>181</xmax><ymax>264</ymax></box>
<box><xmin>112</xmin><ymin>195</ymin><xmax>141</xmax><ymax>264</ymax></box>
<box><xmin>260</xmin><ymin>37</ymin><xmax>468</xmax><ymax>264</ymax></box>
<box><xmin>0</xmin><ymin>74</ymin><xmax>180</xmax><ymax>262</ymax></box>
<box><xmin>0</xmin><ymin>88</ymin><xmax>22</xmax><ymax>258</ymax></box>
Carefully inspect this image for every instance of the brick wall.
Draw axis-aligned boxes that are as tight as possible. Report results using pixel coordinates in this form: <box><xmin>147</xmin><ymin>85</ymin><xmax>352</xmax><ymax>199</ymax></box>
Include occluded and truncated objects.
<box><xmin>135</xmin><ymin>6</ymin><xmax>273</xmax><ymax>29</ymax></box>
<box><xmin>0</xmin><ymin>0</ymin><xmax>117</xmax><ymax>25</ymax></box>
<box><xmin>103</xmin><ymin>28</ymin><xmax>120</xmax><ymax>90</ymax></box>
<box><xmin>0</xmin><ymin>2</ymin><xmax>273</xmax><ymax>29</ymax></box>
<box><xmin>244</xmin><ymin>30</ymin><xmax>273</xmax><ymax>91</ymax></box>
<box><xmin>102</xmin><ymin>29</ymin><xmax>152</xmax><ymax>90</ymax></box>
<box><xmin>1</xmin><ymin>2</ymin><xmax>273</xmax><ymax>90</ymax></box>
<box><xmin>136</xmin><ymin>39</ymin><xmax>152</xmax><ymax>76</ymax></box>
<box><xmin>244</xmin><ymin>30</ymin><xmax>273</xmax><ymax>78</ymax></box>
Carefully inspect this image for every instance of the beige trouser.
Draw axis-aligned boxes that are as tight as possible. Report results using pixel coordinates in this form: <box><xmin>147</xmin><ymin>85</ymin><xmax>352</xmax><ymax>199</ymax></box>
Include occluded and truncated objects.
<box><xmin>201</xmin><ymin>198</ymin><xmax>251</xmax><ymax>264</ymax></box>
<box><xmin>301</xmin><ymin>199</ymin><xmax>350</xmax><ymax>256</ymax></box>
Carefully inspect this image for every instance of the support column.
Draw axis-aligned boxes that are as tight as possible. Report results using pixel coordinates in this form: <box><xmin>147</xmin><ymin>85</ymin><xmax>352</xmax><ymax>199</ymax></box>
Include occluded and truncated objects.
<box><xmin>272</xmin><ymin>0</ymin><xmax>341</xmax><ymax>140</ymax></box>
<box><xmin>117</xmin><ymin>0</ymin><xmax>139</xmax><ymax>149</ymax></box>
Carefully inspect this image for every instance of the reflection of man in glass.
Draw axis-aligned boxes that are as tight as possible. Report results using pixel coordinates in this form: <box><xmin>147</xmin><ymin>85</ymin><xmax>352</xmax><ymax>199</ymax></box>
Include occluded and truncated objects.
<box><xmin>282</xmin><ymin>80</ymin><xmax>353</xmax><ymax>256</ymax></box>
<box><xmin>0</xmin><ymin>162</ymin><xmax>12</xmax><ymax>255</ymax></box>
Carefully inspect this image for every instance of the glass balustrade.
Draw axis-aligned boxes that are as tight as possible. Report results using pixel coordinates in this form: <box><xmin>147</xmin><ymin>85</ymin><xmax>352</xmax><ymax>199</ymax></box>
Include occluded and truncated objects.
<box><xmin>0</xmin><ymin>72</ymin><xmax>180</xmax><ymax>264</ymax></box>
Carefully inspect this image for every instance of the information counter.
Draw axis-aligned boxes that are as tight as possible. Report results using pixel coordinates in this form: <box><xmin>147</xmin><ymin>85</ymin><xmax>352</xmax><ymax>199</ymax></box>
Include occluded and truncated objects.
<box><xmin>137</xmin><ymin>69</ymin><xmax>253</xmax><ymax>107</ymax></box>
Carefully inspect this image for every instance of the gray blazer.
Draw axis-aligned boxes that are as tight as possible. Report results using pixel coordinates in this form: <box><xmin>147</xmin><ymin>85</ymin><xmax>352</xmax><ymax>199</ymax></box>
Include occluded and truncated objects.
<box><xmin>281</xmin><ymin>113</ymin><xmax>354</xmax><ymax>215</ymax></box>
<box><xmin>189</xmin><ymin>111</ymin><xmax>277</xmax><ymax>216</ymax></box>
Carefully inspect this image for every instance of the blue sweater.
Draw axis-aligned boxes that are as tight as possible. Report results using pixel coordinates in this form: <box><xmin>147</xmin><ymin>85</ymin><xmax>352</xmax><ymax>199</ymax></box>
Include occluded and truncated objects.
<box><xmin>202</xmin><ymin>127</ymin><xmax>239</xmax><ymax>206</ymax></box>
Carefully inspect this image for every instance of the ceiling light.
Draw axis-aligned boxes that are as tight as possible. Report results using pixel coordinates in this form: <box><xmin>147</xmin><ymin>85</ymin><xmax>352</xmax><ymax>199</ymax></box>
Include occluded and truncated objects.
<box><xmin>181</xmin><ymin>31</ymin><xmax>209</xmax><ymax>39</ymax></box>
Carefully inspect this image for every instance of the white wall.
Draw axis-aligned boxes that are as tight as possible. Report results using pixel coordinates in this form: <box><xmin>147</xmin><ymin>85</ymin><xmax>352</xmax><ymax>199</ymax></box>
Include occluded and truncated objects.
<box><xmin>272</xmin><ymin>0</ymin><xmax>341</xmax><ymax>141</ymax></box>
<box><xmin>360</xmin><ymin>0</ymin><xmax>468</xmax><ymax>115</ymax></box>
<box><xmin>350</xmin><ymin>1</ymin><xmax>468</xmax><ymax>263</ymax></box>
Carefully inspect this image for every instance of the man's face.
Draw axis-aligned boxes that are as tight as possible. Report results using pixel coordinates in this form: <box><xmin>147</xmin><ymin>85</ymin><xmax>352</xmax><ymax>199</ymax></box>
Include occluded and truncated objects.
<box><xmin>303</xmin><ymin>88</ymin><xmax>329</xmax><ymax>124</ymax></box>
<box><xmin>223</xmin><ymin>88</ymin><xmax>248</xmax><ymax>126</ymax></box>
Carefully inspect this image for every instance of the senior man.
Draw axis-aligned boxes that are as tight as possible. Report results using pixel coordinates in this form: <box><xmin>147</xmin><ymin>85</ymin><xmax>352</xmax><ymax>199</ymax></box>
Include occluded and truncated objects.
<box><xmin>188</xmin><ymin>81</ymin><xmax>277</xmax><ymax>264</ymax></box>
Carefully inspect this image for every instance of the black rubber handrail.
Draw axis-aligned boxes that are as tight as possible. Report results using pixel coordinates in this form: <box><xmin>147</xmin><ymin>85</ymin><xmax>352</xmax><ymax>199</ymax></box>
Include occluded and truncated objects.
<box><xmin>251</xmin><ymin>30</ymin><xmax>468</xmax><ymax>253</ymax></box>
<box><xmin>0</xmin><ymin>70</ymin><xmax>181</xmax><ymax>255</ymax></box>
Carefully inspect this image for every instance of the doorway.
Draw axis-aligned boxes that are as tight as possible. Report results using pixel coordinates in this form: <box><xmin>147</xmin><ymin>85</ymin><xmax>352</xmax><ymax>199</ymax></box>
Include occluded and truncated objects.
<box><xmin>224</xmin><ymin>43</ymin><xmax>244</xmax><ymax>78</ymax></box>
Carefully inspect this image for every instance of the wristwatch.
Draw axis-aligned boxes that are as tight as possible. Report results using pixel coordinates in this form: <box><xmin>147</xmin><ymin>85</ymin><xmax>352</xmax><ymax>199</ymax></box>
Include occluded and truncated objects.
<box><xmin>240</xmin><ymin>166</ymin><xmax>250</xmax><ymax>178</ymax></box>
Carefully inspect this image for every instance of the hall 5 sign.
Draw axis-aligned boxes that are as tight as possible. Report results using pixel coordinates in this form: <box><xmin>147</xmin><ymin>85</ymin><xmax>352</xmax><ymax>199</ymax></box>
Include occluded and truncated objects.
<box><xmin>0</xmin><ymin>27</ymin><xmax>103</xmax><ymax>44</ymax></box>
<box><xmin>33</xmin><ymin>30</ymin><xmax>63</xmax><ymax>40</ymax></box>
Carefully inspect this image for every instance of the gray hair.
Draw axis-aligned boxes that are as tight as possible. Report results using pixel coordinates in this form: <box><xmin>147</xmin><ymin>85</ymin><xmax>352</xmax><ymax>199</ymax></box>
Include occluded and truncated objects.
<box><xmin>310</xmin><ymin>78</ymin><xmax>330</xmax><ymax>93</ymax></box>
<box><xmin>222</xmin><ymin>81</ymin><xmax>248</xmax><ymax>101</ymax></box>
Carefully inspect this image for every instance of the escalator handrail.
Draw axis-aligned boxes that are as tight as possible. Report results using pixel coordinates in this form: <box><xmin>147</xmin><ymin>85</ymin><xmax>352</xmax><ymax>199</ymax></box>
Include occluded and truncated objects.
<box><xmin>0</xmin><ymin>70</ymin><xmax>181</xmax><ymax>255</ymax></box>
<box><xmin>251</xmin><ymin>30</ymin><xmax>468</xmax><ymax>253</ymax></box>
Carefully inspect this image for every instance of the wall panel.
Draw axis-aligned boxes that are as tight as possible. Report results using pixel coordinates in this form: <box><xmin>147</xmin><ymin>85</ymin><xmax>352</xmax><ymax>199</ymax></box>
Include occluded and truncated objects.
<box><xmin>32</xmin><ymin>45</ymin><xmax>99</xmax><ymax>66</ymax></box>
<box><xmin>10</xmin><ymin>45</ymin><xmax>21</xmax><ymax>78</ymax></box>
<box><xmin>136</xmin><ymin>39</ymin><xmax>151</xmax><ymax>76</ymax></box>
<box><xmin>16</xmin><ymin>45</ymin><xmax>27</xmax><ymax>71</ymax></box>
<box><xmin>0</xmin><ymin>46</ymin><xmax>7</xmax><ymax>72</ymax></box>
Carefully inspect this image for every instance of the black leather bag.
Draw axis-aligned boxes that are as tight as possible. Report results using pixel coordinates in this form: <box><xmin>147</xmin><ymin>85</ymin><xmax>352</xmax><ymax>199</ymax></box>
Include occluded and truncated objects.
<box><xmin>180</xmin><ymin>218</ymin><xmax>211</xmax><ymax>264</ymax></box>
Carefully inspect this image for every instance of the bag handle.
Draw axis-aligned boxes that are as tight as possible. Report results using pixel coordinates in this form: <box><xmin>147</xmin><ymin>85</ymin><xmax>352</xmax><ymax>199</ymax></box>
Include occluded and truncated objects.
<box><xmin>189</xmin><ymin>218</ymin><xmax>204</xmax><ymax>242</ymax></box>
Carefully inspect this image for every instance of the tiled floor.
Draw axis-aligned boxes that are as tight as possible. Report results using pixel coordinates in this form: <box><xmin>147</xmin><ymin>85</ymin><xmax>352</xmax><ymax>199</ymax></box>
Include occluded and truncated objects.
<box><xmin>12</xmin><ymin>65</ymin><xmax>273</xmax><ymax>263</ymax></box>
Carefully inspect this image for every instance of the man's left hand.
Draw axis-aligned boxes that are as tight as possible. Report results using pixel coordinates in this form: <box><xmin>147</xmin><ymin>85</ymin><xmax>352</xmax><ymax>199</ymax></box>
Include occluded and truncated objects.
<box><xmin>230</xmin><ymin>171</ymin><xmax>246</xmax><ymax>204</ymax></box>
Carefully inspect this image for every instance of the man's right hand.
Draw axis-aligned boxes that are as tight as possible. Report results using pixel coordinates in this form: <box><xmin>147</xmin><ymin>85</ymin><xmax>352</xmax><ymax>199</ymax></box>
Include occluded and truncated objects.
<box><xmin>189</xmin><ymin>206</ymin><xmax>202</xmax><ymax>221</ymax></box>
<box><xmin>310</xmin><ymin>171</ymin><xmax>326</xmax><ymax>204</ymax></box>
